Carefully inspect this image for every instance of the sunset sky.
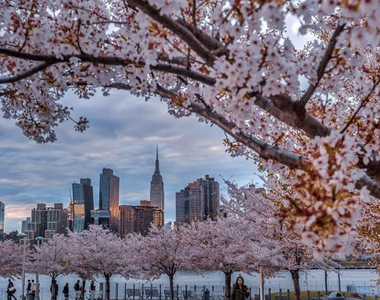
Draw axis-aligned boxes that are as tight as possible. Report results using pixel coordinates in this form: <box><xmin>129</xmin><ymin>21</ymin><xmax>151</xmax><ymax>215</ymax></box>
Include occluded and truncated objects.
<box><xmin>0</xmin><ymin>90</ymin><xmax>260</xmax><ymax>233</ymax></box>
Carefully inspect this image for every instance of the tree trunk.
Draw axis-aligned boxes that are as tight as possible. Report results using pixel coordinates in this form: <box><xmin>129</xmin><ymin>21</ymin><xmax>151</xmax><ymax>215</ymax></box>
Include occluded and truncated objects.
<box><xmin>224</xmin><ymin>271</ymin><xmax>233</xmax><ymax>300</ymax></box>
<box><xmin>168</xmin><ymin>273</ymin><xmax>174</xmax><ymax>300</ymax></box>
<box><xmin>81</xmin><ymin>279</ymin><xmax>87</xmax><ymax>300</ymax></box>
<box><xmin>105</xmin><ymin>274</ymin><xmax>111</xmax><ymax>300</ymax></box>
<box><xmin>290</xmin><ymin>269</ymin><xmax>301</xmax><ymax>300</ymax></box>
<box><xmin>50</xmin><ymin>278</ymin><xmax>56</xmax><ymax>300</ymax></box>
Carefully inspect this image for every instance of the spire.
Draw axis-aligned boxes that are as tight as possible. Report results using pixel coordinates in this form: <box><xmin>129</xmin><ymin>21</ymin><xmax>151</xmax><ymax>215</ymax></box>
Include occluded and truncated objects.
<box><xmin>155</xmin><ymin>145</ymin><xmax>160</xmax><ymax>174</ymax></box>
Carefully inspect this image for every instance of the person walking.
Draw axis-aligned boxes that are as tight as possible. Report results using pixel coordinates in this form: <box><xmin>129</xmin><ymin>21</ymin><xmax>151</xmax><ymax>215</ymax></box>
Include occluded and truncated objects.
<box><xmin>7</xmin><ymin>279</ymin><xmax>17</xmax><ymax>300</ymax></box>
<box><xmin>231</xmin><ymin>276</ymin><xmax>250</xmax><ymax>300</ymax></box>
<box><xmin>30</xmin><ymin>280</ymin><xmax>36</xmax><ymax>296</ymax></box>
<box><xmin>26</xmin><ymin>280</ymin><xmax>31</xmax><ymax>294</ymax></box>
<box><xmin>50</xmin><ymin>280</ymin><xmax>59</xmax><ymax>300</ymax></box>
<box><xmin>74</xmin><ymin>280</ymin><xmax>81</xmax><ymax>300</ymax></box>
<box><xmin>63</xmin><ymin>283</ymin><xmax>70</xmax><ymax>300</ymax></box>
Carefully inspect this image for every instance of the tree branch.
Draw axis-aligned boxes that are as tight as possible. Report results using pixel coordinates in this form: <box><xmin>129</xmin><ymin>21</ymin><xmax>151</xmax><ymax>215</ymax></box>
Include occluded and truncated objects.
<box><xmin>0</xmin><ymin>47</ymin><xmax>215</xmax><ymax>85</ymax></box>
<box><xmin>356</xmin><ymin>174</ymin><xmax>380</xmax><ymax>199</ymax></box>
<box><xmin>152</xmin><ymin>63</ymin><xmax>215</xmax><ymax>85</ymax></box>
<box><xmin>0</xmin><ymin>62</ymin><xmax>53</xmax><ymax>83</ymax></box>
<box><xmin>255</xmin><ymin>94</ymin><xmax>331</xmax><ymax>138</ymax></box>
<box><xmin>298</xmin><ymin>23</ymin><xmax>346</xmax><ymax>107</ymax></box>
<box><xmin>340</xmin><ymin>78</ymin><xmax>380</xmax><ymax>134</ymax></box>
<box><xmin>103</xmin><ymin>81</ymin><xmax>380</xmax><ymax>199</ymax></box>
<box><xmin>126</xmin><ymin>0</ymin><xmax>216</xmax><ymax>66</ymax></box>
<box><xmin>187</xmin><ymin>100</ymin><xmax>308</xmax><ymax>169</ymax></box>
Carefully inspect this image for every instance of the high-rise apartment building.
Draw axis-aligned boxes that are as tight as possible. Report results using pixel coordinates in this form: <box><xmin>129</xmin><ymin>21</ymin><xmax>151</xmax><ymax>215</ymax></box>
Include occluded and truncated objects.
<box><xmin>73</xmin><ymin>178</ymin><xmax>94</xmax><ymax>232</ymax></box>
<box><xmin>0</xmin><ymin>201</ymin><xmax>4</xmax><ymax>234</ymax></box>
<box><xmin>26</xmin><ymin>203</ymin><xmax>69</xmax><ymax>238</ymax></box>
<box><xmin>119</xmin><ymin>201</ymin><xmax>164</xmax><ymax>237</ymax></box>
<box><xmin>150</xmin><ymin>147</ymin><xmax>165</xmax><ymax>212</ymax></box>
<box><xmin>176</xmin><ymin>175</ymin><xmax>220</xmax><ymax>223</ymax></box>
<box><xmin>99</xmin><ymin>168</ymin><xmax>120</xmax><ymax>232</ymax></box>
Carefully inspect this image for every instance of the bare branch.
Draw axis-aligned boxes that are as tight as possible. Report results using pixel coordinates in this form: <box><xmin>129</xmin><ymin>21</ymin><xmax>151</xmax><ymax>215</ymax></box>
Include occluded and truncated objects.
<box><xmin>298</xmin><ymin>23</ymin><xmax>346</xmax><ymax>107</ymax></box>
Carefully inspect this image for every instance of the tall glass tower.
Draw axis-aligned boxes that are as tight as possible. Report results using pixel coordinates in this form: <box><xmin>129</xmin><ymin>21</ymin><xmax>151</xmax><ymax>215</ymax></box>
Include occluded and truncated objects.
<box><xmin>99</xmin><ymin>168</ymin><xmax>120</xmax><ymax>233</ymax></box>
<box><xmin>72</xmin><ymin>178</ymin><xmax>94</xmax><ymax>232</ymax></box>
<box><xmin>150</xmin><ymin>146</ymin><xmax>165</xmax><ymax>212</ymax></box>
<box><xmin>0</xmin><ymin>201</ymin><xmax>4</xmax><ymax>234</ymax></box>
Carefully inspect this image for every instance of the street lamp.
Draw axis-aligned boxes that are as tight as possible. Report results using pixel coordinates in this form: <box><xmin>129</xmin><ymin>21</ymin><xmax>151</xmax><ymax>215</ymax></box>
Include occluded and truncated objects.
<box><xmin>17</xmin><ymin>233</ymin><xmax>27</xmax><ymax>300</ymax></box>
<box><xmin>34</xmin><ymin>236</ymin><xmax>44</xmax><ymax>300</ymax></box>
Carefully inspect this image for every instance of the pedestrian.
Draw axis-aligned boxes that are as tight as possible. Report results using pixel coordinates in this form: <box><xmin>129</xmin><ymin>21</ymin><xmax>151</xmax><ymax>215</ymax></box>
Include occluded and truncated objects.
<box><xmin>50</xmin><ymin>280</ymin><xmax>59</xmax><ymax>300</ymax></box>
<box><xmin>63</xmin><ymin>283</ymin><xmax>69</xmax><ymax>300</ymax></box>
<box><xmin>7</xmin><ymin>279</ymin><xmax>17</xmax><ymax>300</ymax></box>
<box><xmin>90</xmin><ymin>281</ymin><xmax>96</xmax><ymax>300</ymax></box>
<box><xmin>31</xmin><ymin>280</ymin><xmax>36</xmax><ymax>296</ymax></box>
<box><xmin>74</xmin><ymin>280</ymin><xmax>81</xmax><ymax>300</ymax></box>
<box><xmin>231</xmin><ymin>276</ymin><xmax>250</xmax><ymax>300</ymax></box>
<box><xmin>26</xmin><ymin>280</ymin><xmax>31</xmax><ymax>294</ymax></box>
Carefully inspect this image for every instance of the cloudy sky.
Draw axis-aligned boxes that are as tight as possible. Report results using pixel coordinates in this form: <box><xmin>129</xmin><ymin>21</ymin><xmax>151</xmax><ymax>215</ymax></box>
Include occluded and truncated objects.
<box><xmin>0</xmin><ymin>90</ymin><xmax>261</xmax><ymax>233</ymax></box>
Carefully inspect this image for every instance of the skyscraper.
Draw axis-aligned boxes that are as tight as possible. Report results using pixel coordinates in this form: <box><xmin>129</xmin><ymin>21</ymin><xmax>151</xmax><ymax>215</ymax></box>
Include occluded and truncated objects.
<box><xmin>175</xmin><ymin>175</ymin><xmax>220</xmax><ymax>223</ymax></box>
<box><xmin>150</xmin><ymin>146</ymin><xmax>165</xmax><ymax>212</ymax></box>
<box><xmin>72</xmin><ymin>178</ymin><xmax>94</xmax><ymax>232</ymax></box>
<box><xmin>99</xmin><ymin>168</ymin><xmax>120</xmax><ymax>233</ymax></box>
<box><xmin>0</xmin><ymin>201</ymin><xmax>4</xmax><ymax>234</ymax></box>
<box><xmin>202</xmin><ymin>175</ymin><xmax>220</xmax><ymax>219</ymax></box>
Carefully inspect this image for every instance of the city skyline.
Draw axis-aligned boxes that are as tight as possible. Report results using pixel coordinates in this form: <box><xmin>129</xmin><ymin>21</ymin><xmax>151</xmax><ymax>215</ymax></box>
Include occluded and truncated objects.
<box><xmin>0</xmin><ymin>91</ymin><xmax>261</xmax><ymax>233</ymax></box>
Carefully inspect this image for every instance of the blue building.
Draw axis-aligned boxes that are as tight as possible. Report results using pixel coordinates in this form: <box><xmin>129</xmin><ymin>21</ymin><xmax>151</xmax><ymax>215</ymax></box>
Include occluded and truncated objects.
<box><xmin>72</xmin><ymin>178</ymin><xmax>94</xmax><ymax>232</ymax></box>
<box><xmin>99</xmin><ymin>168</ymin><xmax>120</xmax><ymax>233</ymax></box>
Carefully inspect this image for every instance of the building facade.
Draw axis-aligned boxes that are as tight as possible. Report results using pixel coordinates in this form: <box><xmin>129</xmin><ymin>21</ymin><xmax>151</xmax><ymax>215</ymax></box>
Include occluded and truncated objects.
<box><xmin>150</xmin><ymin>147</ymin><xmax>165</xmax><ymax>212</ymax></box>
<box><xmin>21</xmin><ymin>217</ymin><xmax>31</xmax><ymax>233</ymax></box>
<box><xmin>0</xmin><ymin>201</ymin><xmax>4</xmax><ymax>234</ymax></box>
<box><xmin>99</xmin><ymin>168</ymin><xmax>120</xmax><ymax>232</ymax></box>
<box><xmin>26</xmin><ymin>203</ymin><xmax>69</xmax><ymax>238</ymax></box>
<box><xmin>73</xmin><ymin>178</ymin><xmax>94</xmax><ymax>232</ymax></box>
<box><xmin>175</xmin><ymin>175</ymin><xmax>220</xmax><ymax>223</ymax></box>
<box><xmin>201</xmin><ymin>175</ymin><xmax>220</xmax><ymax>219</ymax></box>
<box><xmin>120</xmin><ymin>201</ymin><xmax>164</xmax><ymax>237</ymax></box>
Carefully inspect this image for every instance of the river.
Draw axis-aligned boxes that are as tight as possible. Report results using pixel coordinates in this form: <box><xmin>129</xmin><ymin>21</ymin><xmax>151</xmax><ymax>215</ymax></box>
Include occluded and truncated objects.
<box><xmin>1</xmin><ymin>269</ymin><xmax>379</xmax><ymax>300</ymax></box>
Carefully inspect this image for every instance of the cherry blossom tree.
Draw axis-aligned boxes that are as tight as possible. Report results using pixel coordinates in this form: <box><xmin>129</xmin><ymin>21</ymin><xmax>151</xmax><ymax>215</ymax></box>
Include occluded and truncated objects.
<box><xmin>126</xmin><ymin>226</ymin><xmax>189</xmax><ymax>300</ymax></box>
<box><xmin>356</xmin><ymin>202</ymin><xmax>380</xmax><ymax>278</ymax></box>
<box><xmin>67</xmin><ymin>225</ymin><xmax>127</xmax><ymax>300</ymax></box>
<box><xmin>0</xmin><ymin>240</ymin><xmax>23</xmax><ymax>278</ymax></box>
<box><xmin>181</xmin><ymin>216</ymin><xmax>285</xmax><ymax>300</ymax></box>
<box><xmin>29</xmin><ymin>234</ymin><xmax>71</xmax><ymax>299</ymax></box>
<box><xmin>224</xmin><ymin>181</ymin><xmax>341</xmax><ymax>300</ymax></box>
<box><xmin>1</xmin><ymin>0</ymin><xmax>380</xmax><ymax>249</ymax></box>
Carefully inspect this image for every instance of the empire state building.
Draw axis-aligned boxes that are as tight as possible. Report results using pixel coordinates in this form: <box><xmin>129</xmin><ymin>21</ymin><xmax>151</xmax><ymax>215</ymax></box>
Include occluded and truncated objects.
<box><xmin>150</xmin><ymin>146</ymin><xmax>165</xmax><ymax>212</ymax></box>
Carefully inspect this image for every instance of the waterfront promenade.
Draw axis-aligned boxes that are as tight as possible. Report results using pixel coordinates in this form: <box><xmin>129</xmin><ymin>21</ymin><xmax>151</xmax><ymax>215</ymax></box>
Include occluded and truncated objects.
<box><xmin>1</xmin><ymin>269</ymin><xmax>379</xmax><ymax>300</ymax></box>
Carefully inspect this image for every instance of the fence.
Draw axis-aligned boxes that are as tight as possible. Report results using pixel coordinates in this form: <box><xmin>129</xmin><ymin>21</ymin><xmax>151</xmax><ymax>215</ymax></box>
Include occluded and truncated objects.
<box><xmin>1</xmin><ymin>281</ymin><xmax>379</xmax><ymax>300</ymax></box>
